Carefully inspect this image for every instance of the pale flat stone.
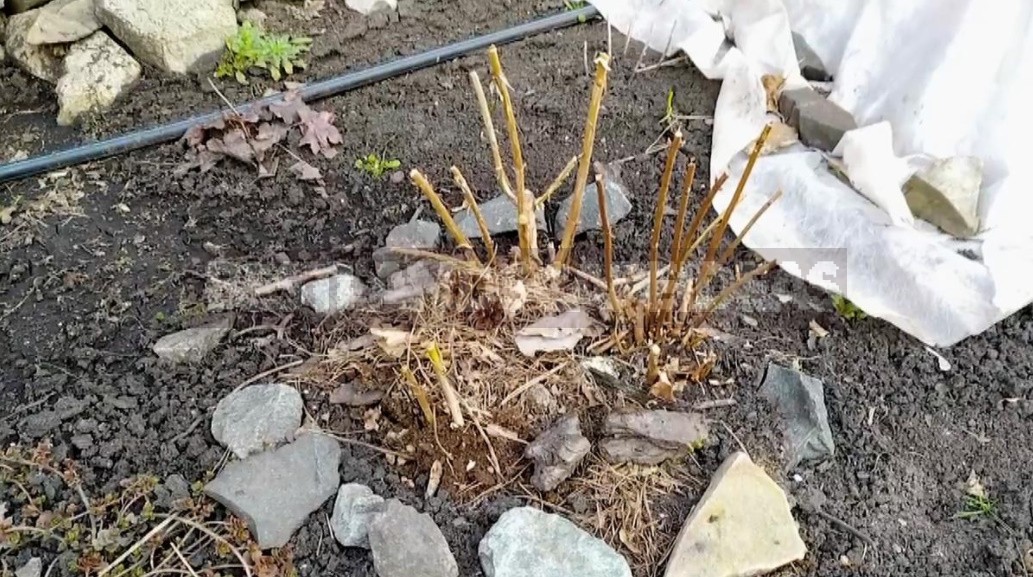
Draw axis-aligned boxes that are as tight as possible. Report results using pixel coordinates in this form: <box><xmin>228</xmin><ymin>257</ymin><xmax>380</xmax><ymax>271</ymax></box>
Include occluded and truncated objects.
<box><xmin>300</xmin><ymin>273</ymin><xmax>366</xmax><ymax>314</ymax></box>
<box><xmin>373</xmin><ymin>220</ymin><xmax>440</xmax><ymax>278</ymax></box>
<box><xmin>600</xmin><ymin>410</ymin><xmax>708</xmax><ymax>465</ymax></box>
<box><xmin>345</xmin><ymin>0</ymin><xmax>396</xmax><ymax>15</ymax></box>
<box><xmin>152</xmin><ymin>317</ymin><xmax>232</xmax><ymax>363</ymax></box>
<box><xmin>57</xmin><ymin>32</ymin><xmax>141</xmax><ymax>126</ymax></box>
<box><xmin>96</xmin><ymin>0</ymin><xmax>238</xmax><ymax>74</ymax></box>
<box><xmin>369</xmin><ymin>499</ymin><xmax>458</xmax><ymax>577</ymax></box>
<box><xmin>664</xmin><ymin>452</ymin><xmax>807</xmax><ymax>577</ymax></box>
<box><xmin>5</xmin><ymin>8</ymin><xmax>65</xmax><ymax>82</ymax></box>
<box><xmin>205</xmin><ymin>433</ymin><xmax>341</xmax><ymax>549</ymax></box>
<box><xmin>26</xmin><ymin>0</ymin><xmax>102</xmax><ymax>45</ymax></box>
<box><xmin>480</xmin><ymin>507</ymin><xmax>631</xmax><ymax>577</ymax></box>
<box><xmin>904</xmin><ymin>156</ymin><xmax>982</xmax><ymax>238</ymax></box>
<box><xmin>15</xmin><ymin>558</ymin><xmax>42</xmax><ymax>577</ymax></box>
<box><xmin>211</xmin><ymin>383</ymin><xmax>304</xmax><ymax>459</ymax></box>
<box><xmin>330</xmin><ymin>483</ymin><xmax>385</xmax><ymax>548</ymax></box>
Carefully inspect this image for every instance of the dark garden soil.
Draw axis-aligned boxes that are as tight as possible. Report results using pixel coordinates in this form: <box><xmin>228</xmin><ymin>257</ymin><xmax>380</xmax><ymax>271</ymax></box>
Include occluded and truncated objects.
<box><xmin>2</xmin><ymin>1</ymin><xmax>1033</xmax><ymax>576</ymax></box>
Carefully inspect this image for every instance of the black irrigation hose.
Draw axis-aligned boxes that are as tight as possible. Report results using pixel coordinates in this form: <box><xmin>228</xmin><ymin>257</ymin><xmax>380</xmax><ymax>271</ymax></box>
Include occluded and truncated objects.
<box><xmin>0</xmin><ymin>5</ymin><xmax>600</xmax><ymax>185</ymax></box>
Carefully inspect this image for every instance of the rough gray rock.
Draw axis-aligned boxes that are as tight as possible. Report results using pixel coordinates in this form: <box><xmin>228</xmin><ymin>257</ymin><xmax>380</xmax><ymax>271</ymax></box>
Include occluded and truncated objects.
<box><xmin>0</xmin><ymin>16</ymin><xmax>6</xmax><ymax>63</ymax></box>
<box><xmin>211</xmin><ymin>383</ymin><xmax>304</xmax><ymax>459</ymax></box>
<box><xmin>152</xmin><ymin>317</ymin><xmax>232</xmax><ymax>363</ymax></box>
<box><xmin>524</xmin><ymin>415</ymin><xmax>591</xmax><ymax>491</ymax></box>
<box><xmin>25</xmin><ymin>0</ymin><xmax>101</xmax><ymax>45</ymax></box>
<box><xmin>205</xmin><ymin>433</ymin><xmax>340</xmax><ymax>549</ymax></box>
<box><xmin>373</xmin><ymin>220</ymin><xmax>441</xmax><ymax>278</ymax></box>
<box><xmin>300</xmin><ymin>273</ymin><xmax>366</xmax><ymax>314</ymax></box>
<box><xmin>5</xmin><ymin>8</ymin><xmax>65</xmax><ymax>82</ymax></box>
<box><xmin>329</xmin><ymin>381</ymin><xmax>384</xmax><ymax>407</ymax></box>
<box><xmin>330</xmin><ymin>483</ymin><xmax>385</xmax><ymax>548</ymax></box>
<box><xmin>903</xmin><ymin>156</ymin><xmax>982</xmax><ymax>238</ymax></box>
<box><xmin>479</xmin><ymin>507</ymin><xmax>631</xmax><ymax>577</ymax></box>
<box><xmin>791</xmin><ymin>31</ymin><xmax>831</xmax><ymax>81</ymax></box>
<box><xmin>456</xmin><ymin>194</ymin><xmax>546</xmax><ymax>239</ymax></box>
<box><xmin>759</xmin><ymin>363</ymin><xmax>834</xmax><ymax>468</ymax></box>
<box><xmin>237</xmin><ymin>7</ymin><xmax>267</xmax><ymax>27</ymax></box>
<box><xmin>778</xmin><ymin>87</ymin><xmax>856</xmax><ymax>152</ymax></box>
<box><xmin>554</xmin><ymin>162</ymin><xmax>632</xmax><ymax>233</ymax></box>
<box><xmin>57</xmin><ymin>32</ymin><xmax>141</xmax><ymax>126</ymax></box>
<box><xmin>96</xmin><ymin>0</ymin><xmax>238</xmax><ymax>74</ymax></box>
<box><xmin>15</xmin><ymin>557</ymin><xmax>42</xmax><ymax>577</ymax></box>
<box><xmin>368</xmin><ymin>499</ymin><xmax>458</xmax><ymax>577</ymax></box>
<box><xmin>600</xmin><ymin>410</ymin><xmax>708</xmax><ymax>465</ymax></box>
<box><xmin>345</xmin><ymin>0</ymin><xmax>396</xmax><ymax>15</ymax></box>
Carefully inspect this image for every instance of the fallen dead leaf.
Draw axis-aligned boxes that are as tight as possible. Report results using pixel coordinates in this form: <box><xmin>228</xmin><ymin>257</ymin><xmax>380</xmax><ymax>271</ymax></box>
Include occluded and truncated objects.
<box><xmin>501</xmin><ymin>280</ymin><xmax>527</xmax><ymax>318</ymax></box>
<box><xmin>759</xmin><ymin>121</ymin><xmax>798</xmax><ymax>154</ymax></box>
<box><xmin>363</xmin><ymin>407</ymin><xmax>381</xmax><ymax>432</ymax></box>
<box><xmin>299</xmin><ymin>108</ymin><xmax>343</xmax><ymax>158</ymax></box>
<box><xmin>514</xmin><ymin>308</ymin><xmax>600</xmax><ymax>356</ymax></box>
<box><xmin>809</xmin><ymin>320</ymin><xmax>829</xmax><ymax>338</ymax></box>
<box><xmin>762</xmin><ymin>73</ymin><xmax>786</xmax><ymax>111</ymax></box>
<box><xmin>426</xmin><ymin>460</ymin><xmax>443</xmax><ymax>498</ymax></box>
<box><xmin>649</xmin><ymin>372</ymin><xmax>676</xmax><ymax>403</ymax></box>
<box><xmin>370</xmin><ymin>327</ymin><xmax>412</xmax><ymax>357</ymax></box>
<box><xmin>965</xmin><ymin>470</ymin><xmax>986</xmax><ymax>499</ymax></box>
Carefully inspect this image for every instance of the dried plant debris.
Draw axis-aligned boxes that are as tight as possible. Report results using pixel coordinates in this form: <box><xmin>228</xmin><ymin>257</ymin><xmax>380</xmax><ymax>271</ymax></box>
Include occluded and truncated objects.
<box><xmin>177</xmin><ymin>90</ymin><xmax>342</xmax><ymax>184</ymax></box>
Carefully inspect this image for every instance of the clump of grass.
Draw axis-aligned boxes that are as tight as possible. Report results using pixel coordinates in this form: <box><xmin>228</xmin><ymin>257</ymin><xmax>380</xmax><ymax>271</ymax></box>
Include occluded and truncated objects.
<box><xmin>215</xmin><ymin>21</ymin><xmax>312</xmax><ymax>84</ymax></box>
<box><xmin>355</xmin><ymin>153</ymin><xmax>402</xmax><ymax>179</ymax></box>
<box><xmin>832</xmin><ymin>294</ymin><xmax>867</xmax><ymax>321</ymax></box>
<box><xmin>956</xmin><ymin>493</ymin><xmax>998</xmax><ymax>520</ymax></box>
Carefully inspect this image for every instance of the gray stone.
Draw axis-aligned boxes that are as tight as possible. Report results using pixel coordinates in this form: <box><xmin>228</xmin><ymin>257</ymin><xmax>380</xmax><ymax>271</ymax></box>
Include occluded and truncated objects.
<box><xmin>5</xmin><ymin>8</ymin><xmax>65</xmax><ymax>83</ymax></box>
<box><xmin>15</xmin><ymin>558</ymin><xmax>42</xmax><ymax>577</ymax></box>
<box><xmin>25</xmin><ymin>0</ymin><xmax>101</xmax><ymax>45</ymax></box>
<box><xmin>300</xmin><ymin>273</ymin><xmax>366</xmax><ymax>314</ymax></box>
<box><xmin>152</xmin><ymin>317</ymin><xmax>232</xmax><ymax>363</ymax></box>
<box><xmin>759</xmin><ymin>363</ymin><xmax>834</xmax><ymax>468</ymax></box>
<box><xmin>903</xmin><ymin>156</ymin><xmax>982</xmax><ymax>238</ymax></box>
<box><xmin>554</xmin><ymin>162</ymin><xmax>632</xmax><ymax>234</ymax></box>
<box><xmin>456</xmin><ymin>194</ymin><xmax>546</xmax><ymax>239</ymax></box>
<box><xmin>57</xmin><ymin>32</ymin><xmax>141</xmax><ymax>126</ymax></box>
<box><xmin>380</xmin><ymin>259</ymin><xmax>440</xmax><ymax>304</ymax></box>
<box><xmin>330</xmin><ymin>483</ymin><xmax>385</xmax><ymax>548</ymax></box>
<box><xmin>211</xmin><ymin>383</ymin><xmax>304</xmax><ymax>459</ymax></box>
<box><xmin>600</xmin><ymin>410</ymin><xmax>709</xmax><ymax>465</ymax></box>
<box><xmin>373</xmin><ymin>220</ymin><xmax>440</xmax><ymax>278</ymax></box>
<box><xmin>778</xmin><ymin>87</ymin><xmax>856</xmax><ymax>152</ymax></box>
<box><xmin>204</xmin><ymin>433</ymin><xmax>340</xmax><ymax>549</ymax></box>
<box><xmin>96</xmin><ymin>0</ymin><xmax>238</xmax><ymax>74</ymax></box>
<box><xmin>0</xmin><ymin>16</ymin><xmax>6</xmax><ymax>63</ymax></box>
<box><xmin>237</xmin><ymin>7</ymin><xmax>267</xmax><ymax>27</ymax></box>
<box><xmin>791</xmin><ymin>31</ymin><xmax>831</xmax><ymax>82</ymax></box>
<box><xmin>329</xmin><ymin>381</ymin><xmax>384</xmax><ymax>407</ymax></box>
<box><xmin>368</xmin><ymin>499</ymin><xmax>458</xmax><ymax>577</ymax></box>
<box><xmin>345</xmin><ymin>0</ymin><xmax>396</xmax><ymax>15</ymax></box>
<box><xmin>524</xmin><ymin>414</ymin><xmax>591</xmax><ymax>492</ymax></box>
<box><xmin>164</xmin><ymin>474</ymin><xmax>190</xmax><ymax>501</ymax></box>
<box><xmin>479</xmin><ymin>507</ymin><xmax>631</xmax><ymax>577</ymax></box>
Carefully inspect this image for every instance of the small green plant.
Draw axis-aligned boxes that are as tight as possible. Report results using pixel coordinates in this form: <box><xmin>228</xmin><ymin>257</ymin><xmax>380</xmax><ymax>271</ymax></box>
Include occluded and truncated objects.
<box><xmin>662</xmin><ymin>87</ymin><xmax>676</xmax><ymax>125</ymax></box>
<box><xmin>215</xmin><ymin>21</ymin><xmax>311</xmax><ymax>84</ymax></box>
<box><xmin>956</xmin><ymin>493</ymin><xmax>998</xmax><ymax>520</ymax></box>
<box><xmin>563</xmin><ymin>0</ymin><xmax>588</xmax><ymax>21</ymax></box>
<box><xmin>832</xmin><ymin>294</ymin><xmax>867</xmax><ymax>321</ymax></box>
<box><xmin>355</xmin><ymin>153</ymin><xmax>401</xmax><ymax>179</ymax></box>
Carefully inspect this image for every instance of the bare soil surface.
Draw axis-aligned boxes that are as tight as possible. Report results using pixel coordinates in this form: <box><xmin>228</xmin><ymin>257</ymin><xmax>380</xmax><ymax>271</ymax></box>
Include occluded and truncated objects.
<box><xmin>2</xmin><ymin>1</ymin><xmax>1032</xmax><ymax>576</ymax></box>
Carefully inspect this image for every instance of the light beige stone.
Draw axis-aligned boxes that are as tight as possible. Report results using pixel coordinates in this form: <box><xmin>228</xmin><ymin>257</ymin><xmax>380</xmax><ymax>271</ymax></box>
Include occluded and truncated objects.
<box><xmin>664</xmin><ymin>452</ymin><xmax>807</xmax><ymax>577</ymax></box>
<box><xmin>26</xmin><ymin>0</ymin><xmax>101</xmax><ymax>45</ymax></box>
<box><xmin>96</xmin><ymin>0</ymin><xmax>238</xmax><ymax>74</ymax></box>
<box><xmin>904</xmin><ymin>156</ymin><xmax>982</xmax><ymax>238</ymax></box>
<box><xmin>57</xmin><ymin>32</ymin><xmax>141</xmax><ymax>125</ymax></box>
<box><xmin>5</xmin><ymin>8</ymin><xmax>66</xmax><ymax>83</ymax></box>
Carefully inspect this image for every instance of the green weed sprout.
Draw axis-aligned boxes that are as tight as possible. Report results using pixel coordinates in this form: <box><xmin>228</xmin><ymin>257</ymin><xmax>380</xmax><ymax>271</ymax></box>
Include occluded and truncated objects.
<box><xmin>355</xmin><ymin>154</ymin><xmax>401</xmax><ymax>179</ymax></box>
<box><xmin>563</xmin><ymin>0</ymin><xmax>588</xmax><ymax>21</ymax></box>
<box><xmin>956</xmin><ymin>493</ymin><xmax>997</xmax><ymax>520</ymax></box>
<box><xmin>216</xmin><ymin>22</ymin><xmax>311</xmax><ymax>84</ymax></box>
<box><xmin>832</xmin><ymin>294</ymin><xmax>867</xmax><ymax>321</ymax></box>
